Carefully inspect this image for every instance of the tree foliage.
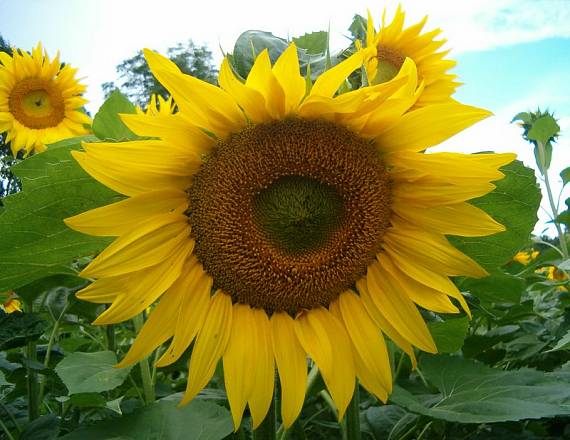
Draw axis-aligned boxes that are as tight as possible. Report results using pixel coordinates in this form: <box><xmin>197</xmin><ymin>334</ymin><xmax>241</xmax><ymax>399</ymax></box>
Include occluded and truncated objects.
<box><xmin>102</xmin><ymin>40</ymin><xmax>218</xmax><ymax>108</ymax></box>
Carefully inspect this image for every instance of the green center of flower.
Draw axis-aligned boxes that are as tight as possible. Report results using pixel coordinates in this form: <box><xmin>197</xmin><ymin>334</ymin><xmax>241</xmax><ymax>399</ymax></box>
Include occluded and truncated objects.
<box><xmin>253</xmin><ymin>175</ymin><xmax>344</xmax><ymax>255</ymax></box>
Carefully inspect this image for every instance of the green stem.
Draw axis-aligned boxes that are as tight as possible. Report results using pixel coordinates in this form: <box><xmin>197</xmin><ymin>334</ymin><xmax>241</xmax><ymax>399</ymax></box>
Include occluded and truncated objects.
<box><xmin>538</xmin><ymin>141</ymin><xmax>569</xmax><ymax>259</ymax></box>
<box><xmin>253</xmin><ymin>382</ymin><xmax>276</xmax><ymax>440</ymax></box>
<box><xmin>344</xmin><ymin>382</ymin><xmax>361</xmax><ymax>440</ymax></box>
<box><xmin>24</xmin><ymin>300</ymin><xmax>39</xmax><ymax>421</ymax></box>
<box><xmin>39</xmin><ymin>301</ymin><xmax>71</xmax><ymax>404</ymax></box>
<box><xmin>132</xmin><ymin>314</ymin><xmax>155</xmax><ymax>404</ymax></box>
<box><xmin>106</xmin><ymin>324</ymin><xmax>116</xmax><ymax>352</ymax></box>
<box><xmin>0</xmin><ymin>417</ymin><xmax>15</xmax><ymax>440</ymax></box>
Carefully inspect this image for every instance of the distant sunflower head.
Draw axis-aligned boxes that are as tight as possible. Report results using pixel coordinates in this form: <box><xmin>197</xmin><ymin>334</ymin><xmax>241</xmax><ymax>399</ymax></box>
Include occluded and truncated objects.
<box><xmin>364</xmin><ymin>5</ymin><xmax>460</xmax><ymax>106</ymax></box>
<box><xmin>0</xmin><ymin>43</ymin><xmax>91</xmax><ymax>156</ymax></box>
<box><xmin>66</xmin><ymin>44</ymin><xmax>514</xmax><ymax>430</ymax></box>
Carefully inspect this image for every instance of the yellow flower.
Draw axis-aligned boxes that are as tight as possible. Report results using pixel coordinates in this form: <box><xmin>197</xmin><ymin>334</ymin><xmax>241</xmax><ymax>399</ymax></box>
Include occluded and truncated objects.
<box><xmin>363</xmin><ymin>5</ymin><xmax>460</xmax><ymax>106</ymax></box>
<box><xmin>0</xmin><ymin>43</ymin><xmax>91</xmax><ymax>156</ymax></box>
<box><xmin>65</xmin><ymin>44</ymin><xmax>514</xmax><ymax>430</ymax></box>
<box><xmin>513</xmin><ymin>250</ymin><xmax>539</xmax><ymax>265</ymax></box>
<box><xmin>140</xmin><ymin>94</ymin><xmax>175</xmax><ymax>116</ymax></box>
<box><xmin>537</xmin><ymin>266</ymin><xmax>568</xmax><ymax>291</ymax></box>
<box><xmin>1</xmin><ymin>292</ymin><xmax>22</xmax><ymax>313</ymax></box>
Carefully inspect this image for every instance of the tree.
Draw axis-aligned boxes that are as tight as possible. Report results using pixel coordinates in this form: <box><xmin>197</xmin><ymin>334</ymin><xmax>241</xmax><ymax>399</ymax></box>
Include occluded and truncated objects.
<box><xmin>103</xmin><ymin>40</ymin><xmax>218</xmax><ymax>108</ymax></box>
<box><xmin>0</xmin><ymin>34</ymin><xmax>19</xmax><ymax>200</ymax></box>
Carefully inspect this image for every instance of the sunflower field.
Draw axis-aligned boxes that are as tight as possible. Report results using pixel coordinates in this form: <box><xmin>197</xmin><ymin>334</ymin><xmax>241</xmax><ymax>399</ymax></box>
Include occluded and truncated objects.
<box><xmin>0</xmin><ymin>5</ymin><xmax>569</xmax><ymax>440</ymax></box>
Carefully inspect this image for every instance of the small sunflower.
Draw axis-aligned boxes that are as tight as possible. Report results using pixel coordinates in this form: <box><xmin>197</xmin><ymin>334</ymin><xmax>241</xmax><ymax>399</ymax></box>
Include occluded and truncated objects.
<box><xmin>65</xmin><ymin>44</ymin><xmax>514</xmax><ymax>429</ymax></box>
<box><xmin>1</xmin><ymin>292</ymin><xmax>22</xmax><ymax>313</ymax></box>
<box><xmin>512</xmin><ymin>249</ymin><xmax>539</xmax><ymax>265</ymax></box>
<box><xmin>0</xmin><ymin>43</ymin><xmax>91</xmax><ymax>156</ymax></box>
<box><xmin>364</xmin><ymin>5</ymin><xmax>460</xmax><ymax>106</ymax></box>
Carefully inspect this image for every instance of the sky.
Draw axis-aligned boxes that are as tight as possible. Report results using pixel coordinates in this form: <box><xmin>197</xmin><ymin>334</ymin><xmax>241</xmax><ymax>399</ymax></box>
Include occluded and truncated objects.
<box><xmin>1</xmin><ymin>0</ymin><xmax>569</xmax><ymax>237</ymax></box>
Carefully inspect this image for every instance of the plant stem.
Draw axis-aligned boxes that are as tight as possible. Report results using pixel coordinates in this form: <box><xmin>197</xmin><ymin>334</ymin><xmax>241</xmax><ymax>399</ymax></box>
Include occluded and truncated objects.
<box><xmin>0</xmin><ymin>417</ymin><xmax>15</xmax><ymax>440</ymax></box>
<box><xmin>132</xmin><ymin>314</ymin><xmax>155</xmax><ymax>404</ymax></box>
<box><xmin>24</xmin><ymin>300</ymin><xmax>39</xmax><ymax>421</ymax></box>
<box><xmin>344</xmin><ymin>382</ymin><xmax>361</xmax><ymax>440</ymax></box>
<box><xmin>538</xmin><ymin>141</ymin><xmax>569</xmax><ymax>259</ymax></box>
<box><xmin>253</xmin><ymin>382</ymin><xmax>276</xmax><ymax>440</ymax></box>
<box><xmin>106</xmin><ymin>324</ymin><xmax>116</xmax><ymax>352</ymax></box>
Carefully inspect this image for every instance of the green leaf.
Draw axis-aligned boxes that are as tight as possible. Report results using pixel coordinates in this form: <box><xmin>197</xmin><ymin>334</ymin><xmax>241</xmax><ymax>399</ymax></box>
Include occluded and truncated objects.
<box><xmin>561</xmin><ymin>167</ymin><xmax>570</xmax><ymax>187</ymax></box>
<box><xmin>391</xmin><ymin>355</ymin><xmax>570</xmax><ymax>423</ymax></box>
<box><xmin>55</xmin><ymin>351</ymin><xmax>132</xmax><ymax>395</ymax></box>
<box><xmin>20</xmin><ymin>415</ymin><xmax>60</xmax><ymax>440</ymax></box>
<box><xmin>348</xmin><ymin>14</ymin><xmax>367</xmax><ymax>41</ymax></box>
<box><xmin>92</xmin><ymin>90</ymin><xmax>138</xmax><ymax>141</ymax></box>
<box><xmin>232</xmin><ymin>31</ymin><xmax>289</xmax><ymax>79</ymax></box>
<box><xmin>533</xmin><ymin>142</ymin><xmax>553</xmax><ymax>172</ymax></box>
<box><xmin>0</xmin><ymin>137</ymin><xmax>121</xmax><ymax>291</ymax></box>
<box><xmin>511</xmin><ymin>112</ymin><xmax>531</xmax><ymax>124</ymax></box>
<box><xmin>547</xmin><ymin>330</ymin><xmax>570</xmax><ymax>352</ymax></box>
<box><xmin>428</xmin><ymin>317</ymin><xmax>469</xmax><ymax>353</ymax></box>
<box><xmin>364</xmin><ymin>405</ymin><xmax>417</xmax><ymax>440</ymax></box>
<box><xmin>450</xmin><ymin>160</ymin><xmax>541</xmax><ymax>272</ymax></box>
<box><xmin>0</xmin><ymin>312</ymin><xmax>47</xmax><ymax>350</ymax></box>
<box><xmin>293</xmin><ymin>31</ymin><xmax>328</xmax><ymax>55</ymax></box>
<box><xmin>527</xmin><ymin>114</ymin><xmax>560</xmax><ymax>147</ymax></box>
<box><xmin>60</xmin><ymin>398</ymin><xmax>233</xmax><ymax>440</ymax></box>
<box><xmin>0</xmin><ymin>370</ymin><xmax>9</xmax><ymax>386</ymax></box>
<box><xmin>460</xmin><ymin>271</ymin><xmax>525</xmax><ymax>303</ymax></box>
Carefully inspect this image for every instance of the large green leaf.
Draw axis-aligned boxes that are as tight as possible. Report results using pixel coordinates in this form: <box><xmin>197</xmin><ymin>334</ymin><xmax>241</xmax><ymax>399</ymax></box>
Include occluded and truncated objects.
<box><xmin>61</xmin><ymin>398</ymin><xmax>233</xmax><ymax>440</ymax></box>
<box><xmin>293</xmin><ymin>31</ymin><xmax>328</xmax><ymax>55</ymax></box>
<box><xmin>0</xmin><ymin>137</ymin><xmax>121</xmax><ymax>291</ymax></box>
<box><xmin>20</xmin><ymin>415</ymin><xmax>60</xmax><ymax>440</ymax></box>
<box><xmin>55</xmin><ymin>351</ymin><xmax>132</xmax><ymax>395</ymax></box>
<box><xmin>459</xmin><ymin>271</ymin><xmax>525</xmax><ymax>303</ymax></box>
<box><xmin>450</xmin><ymin>160</ymin><xmax>541</xmax><ymax>272</ymax></box>
<box><xmin>92</xmin><ymin>89</ymin><xmax>138</xmax><ymax>141</ymax></box>
<box><xmin>428</xmin><ymin>317</ymin><xmax>469</xmax><ymax>353</ymax></box>
<box><xmin>391</xmin><ymin>355</ymin><xmax>570</xmax><ymax>423</ymax></box>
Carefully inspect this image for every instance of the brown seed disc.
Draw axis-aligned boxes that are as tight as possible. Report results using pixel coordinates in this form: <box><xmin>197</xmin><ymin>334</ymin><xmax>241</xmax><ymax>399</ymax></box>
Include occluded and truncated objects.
<box><xmin>189</xmin><ymin>118</ymin><xmax>392</xmax><ymax>315</ymax></box>
<box><xmin>377</xmin><ymin>45</ymin><xmax>405</xmax><ymax>71</ymax></box>
<box><xmin>9</xmin><ymin>78</ymin><xmax>66</xmax><ymax>129</ymax></box>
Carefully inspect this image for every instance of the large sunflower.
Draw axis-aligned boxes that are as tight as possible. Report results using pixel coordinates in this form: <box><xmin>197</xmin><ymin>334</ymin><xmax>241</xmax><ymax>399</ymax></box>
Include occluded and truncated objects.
<box><xmin>364</xmin><ymin>5</ymin><xmax>460</xmax><ymax>106</ymax></box>
<box><xmin>0</xmin><ymin>43</ymin><xmax>90</xmax><ymax>156</ymax></box>
<box><xmin>65</xmin><ymin>44</ymin><xmax>514</xmax><ymax>429</ymax></box>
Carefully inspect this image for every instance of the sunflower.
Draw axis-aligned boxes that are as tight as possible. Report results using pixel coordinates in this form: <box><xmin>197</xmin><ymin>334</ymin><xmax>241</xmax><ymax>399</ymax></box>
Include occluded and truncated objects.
<box><xmin>0</xmin><ymin>43</ymin><xmax>91</xmax><ymax>156</ymax></box>
<box><xmin>0</xmin><ymin>292</ymin><xmax>21</xmax><ymax>314</ymax></box>
<box><xmin>512</xmin><ymin>249</ymin><xmax>539</xmax><ymax>265</ymax></box>
<box><xmin>363</xmin><ymin>5</ymin><xmax>460</xmax><ymax>106</ymax></box>
<box><xmin>65</xmin><ymin>44</ymin><xmax>514</xmax><ymax>429</ymax></box>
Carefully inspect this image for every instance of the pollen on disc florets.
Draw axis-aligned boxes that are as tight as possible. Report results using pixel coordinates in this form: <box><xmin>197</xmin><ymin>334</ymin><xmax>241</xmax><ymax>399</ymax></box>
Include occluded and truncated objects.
<box><xmin>9</xmin><ymin>78</ymin><xmax>66</xmax><ymax>129</ymax></box>
<box><xmin>189</xmin><ymin>118</ymin><xmax>392</xmax><ymax>315</ymax></box>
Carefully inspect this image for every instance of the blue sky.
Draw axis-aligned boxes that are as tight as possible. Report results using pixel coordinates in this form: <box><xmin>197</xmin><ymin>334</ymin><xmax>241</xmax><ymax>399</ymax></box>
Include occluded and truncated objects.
<box><xmin>1</xmin><ymin>0</ymin><xmax>569</xmax><ymax>236</ymax></box>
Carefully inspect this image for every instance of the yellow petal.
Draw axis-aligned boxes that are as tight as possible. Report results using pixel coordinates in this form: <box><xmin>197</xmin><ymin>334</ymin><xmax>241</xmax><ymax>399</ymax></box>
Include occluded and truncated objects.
<box><xmin>375</xmin><ymin>103</ymin><xmax>492</xmax><ymax>152</ymax></box>
<box><xmin>335</xmin><ymin>291</ymin><xmax>392</xmax><ymax>399</ymax></box>
<box><xmin>271</xmin><ymin>312</ymin><xmax>307</xmax><ymax>429</ymax></box>
<box><xmin>144</xmin><ymin>49</ymin><xmax>246</xmax><ymax>136</ymax></box>
<box><xmin>65</xmin><ymin>190</ymin><xmax>188</xmax><ymax>237</ymax></box>
<box><xmin>309</xmin><ymin>50</ymin><xmax>364</xmax><ymax>98</ymax></box>
<box><xmin>80</xmin><ymin>214</ymin><xmax>190</xmax><ymax>278</ymax></box>
<box><xmin>366</xmin><ymin>259</ymin><xmax>437</xmax><ymax>353</ymax></box>
<box><xmin>180</xmin><ymin>291</ymin><xmax>233</xmax><ymax>406</ymax></box>
<box><xmin>72</xmin><ymin>150</ymin><xmax>192</xmax><ymax>197</ymax></box>
<box><xmin>223</xmin><ymin>304</ymin><xmax>256</xmax><ymax>429</ymax></box>
<box><xmin>76</xmin><ymin>277</ymin><xmax>124</xmax><ymax>304</ymax></box>
<box><xmin>384</xmin><ymin>224</ymin><xmax>488</xmax><ymax>278</ymax></box>
<box><xmin>380</xmin><ymin>255</ymin><xmax>459</xmax><ymax>314</ymax></box>
<box><xmin>116</xmin><ymin>285</ymin><xmax>183</xmax><ymax>368</ymax></box>
<box><xmin>272</xmin><ymin>43</ymin><xmax>306</xmax><ymax>114</ymax></box>
<box><xmin>156</xmin><ymin>260</ymin><xmax>213</xmax><ymax>367</ymax></box>
<box><xmin>218</xmin><ymin>58</ymin><xmax>269</xmax><ymax>123</ymax></box>
<box><xmin>248</xmin><ymin>308</ymin><xmax>275</xmax><ymax>429</ymax></box>
<box><xmin>294</xmin><ymin>308</ymin><xmax>355</xmax><ymax>420</ymax></box>
<box><xmin>92</xmin><ymin>238</ymin><xmax>193</xmax><ymax>325</ymax></box>
<box><xmin>246</xmin><ymin>49</ymin><xmax>285</xmax><ymax>119</ymax></box>
<box><xmin>356</xmin><ymin>277</ymin><xmax>417</xmax><ymax>368</ymax></box>
<box><xmin>392</xmin><ymin>202</ymin><xmax>505</xmax><ymax>237</ymax></box>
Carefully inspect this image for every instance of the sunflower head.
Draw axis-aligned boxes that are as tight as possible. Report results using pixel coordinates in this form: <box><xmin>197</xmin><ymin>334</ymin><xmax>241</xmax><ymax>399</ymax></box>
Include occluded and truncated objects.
<box><xmin>0</xmin><ymin>43</ymin><xmax>91</xmax><ymax>156</ymax></box>
<box><xmin>364</xmin><ymin>5</ymin><xmax>460</xmax><ymax>106</ymax></box>
<box><xmin>66</xmin><ymin>43</ymin><xmax>514</xmax><ymax>430</ymax></box>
